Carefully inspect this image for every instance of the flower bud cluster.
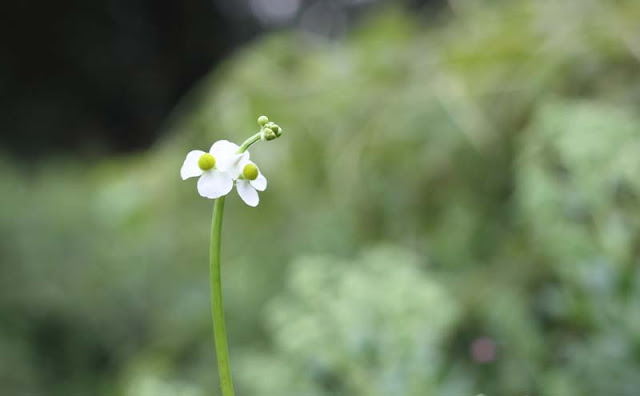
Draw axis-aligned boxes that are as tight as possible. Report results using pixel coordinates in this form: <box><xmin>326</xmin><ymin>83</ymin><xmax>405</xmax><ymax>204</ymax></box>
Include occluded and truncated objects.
<box><xmin>258</xmin><ymin>115</ymin><xmax>283</xmax><ymax>141</ymax></box>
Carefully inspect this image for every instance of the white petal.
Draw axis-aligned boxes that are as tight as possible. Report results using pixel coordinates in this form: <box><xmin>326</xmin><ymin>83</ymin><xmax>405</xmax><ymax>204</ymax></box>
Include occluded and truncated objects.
<box><xmin>236</xmin><ymin>179</ymin><xmax>259</xmax><ymax>207</ymax></box>
<box><xmin>250</xmin><ymin>173</ymin><xmax>267</xmax><ymax>191</ymax></box>
<box><xmin>210</xmin><ymin>140</ymin><xmax>241</xmax><ymax>158</ymax></box>
<box><xmin>218</xmin><ymin>152</ymin><xmax>249</xmax><ymax>179</ymax></box>
<box><xmin>197</xmin><ymin>171</ymin><xmax>233</xmax><ymax>199</ymax></box>
<box><xmin>180</xmin><ymin>150</ymin><xmax>205</xmax><ymax>180</ymax></box>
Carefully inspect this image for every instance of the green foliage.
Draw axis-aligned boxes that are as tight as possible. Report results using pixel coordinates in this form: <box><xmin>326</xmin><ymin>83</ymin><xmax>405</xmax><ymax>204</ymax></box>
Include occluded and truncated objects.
<box><xmin>237</xmin><ymin>246</ymin><xmax>461</xmax><ymax>396</ymax></box>
<box><xmin>1</xmin><ymin>0</ymin><xmax>640</xmax><ymax>395</ymax></box>
<box><xmin>515</xmin><ymin>100</ymin><xmax>640</xmax><ymax>395</ymax></box>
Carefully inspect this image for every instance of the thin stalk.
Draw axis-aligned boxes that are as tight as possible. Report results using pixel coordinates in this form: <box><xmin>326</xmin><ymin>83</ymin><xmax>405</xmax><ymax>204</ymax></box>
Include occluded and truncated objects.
<box><xmin>237</xmin><ymin>131</ymin><xmax>262</xmax><ymax>153</ymax></box>
<box><xmin>209</xmin><ymin>196</ymin><xmax>234</xmax><ymax>395</ymax></box>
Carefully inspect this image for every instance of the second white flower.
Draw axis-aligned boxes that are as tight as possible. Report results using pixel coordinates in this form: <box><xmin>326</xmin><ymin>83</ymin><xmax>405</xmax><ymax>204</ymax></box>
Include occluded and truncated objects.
<box><xmin>235</xmin><ymin>156</ymin><xmax>267</xmax><ymax>207</ymax></box>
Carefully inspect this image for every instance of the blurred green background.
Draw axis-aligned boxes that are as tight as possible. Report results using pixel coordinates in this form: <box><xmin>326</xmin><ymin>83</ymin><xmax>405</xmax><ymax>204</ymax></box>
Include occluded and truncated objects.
<box><xmin>2</xmin><ymin>0</ymin><xmax>640</xmax><ymax>395</ymax></box>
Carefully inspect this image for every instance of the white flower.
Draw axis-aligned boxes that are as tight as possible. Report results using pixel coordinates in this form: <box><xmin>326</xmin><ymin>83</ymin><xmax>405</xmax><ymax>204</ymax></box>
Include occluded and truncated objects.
<box><xmin>180</xmin><ymin>140</ymin><xmax>248</xmax><ymax>199</ymax></box>
<box><xmin>235</xmin><ymin>157</ymin><xmax>267</xmax><ymax>207</ymax></box>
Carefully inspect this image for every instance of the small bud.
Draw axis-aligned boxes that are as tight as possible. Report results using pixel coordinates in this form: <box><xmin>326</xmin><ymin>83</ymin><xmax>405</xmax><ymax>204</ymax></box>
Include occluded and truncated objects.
<box><xmin>198</xmin><ymin>153</ymin><xmax>216</xmax><ymax>170</ymax></box>
<box><xmin>243</xmin><ymin>163</ymin><xmax>259</xmax><ymax>180</ymax></box>
<box><xmin>258</xmin><ymin>115</ymin><xmax>269</xmax><ymax>126</ymax></box>
<box><xmin>270</xmin><ymin>124</ymin><xmax>282</xmax><ymax>137</ymax></box>
<box><xmin>263</xmin><ymin>129</ymin><xmax>277</xmax><ymax>141</ymax></box>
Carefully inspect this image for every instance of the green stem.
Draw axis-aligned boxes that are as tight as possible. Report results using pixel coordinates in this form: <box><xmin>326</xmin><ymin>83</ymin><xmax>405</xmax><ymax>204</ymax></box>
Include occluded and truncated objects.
<box><xmin>209</xmin><ymin>196</ymin><xmax>234</xmax><ymax>396</ymax></box>
<box><xmin>237</xmin><ymin>131</ymin><xmax>262</xmax><ymax>153</ymax></box>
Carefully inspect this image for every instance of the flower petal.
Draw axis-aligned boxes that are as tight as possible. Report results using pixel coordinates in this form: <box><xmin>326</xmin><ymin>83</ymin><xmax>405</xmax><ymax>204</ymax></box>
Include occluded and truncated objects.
<box><xmin>218</xmin><ymin>152</ymin><xmax>249</xmax><ymax>179</ymax></box>
<box><xmin>210</xmin><ymin>140</ymin><xmax>241</xmax><ymax>158</ymax></box>
<box><xmin>236</xmin><ymin>179</ymin><xmax>259</xmax><ymax>207</ymax></box>
<box><xmin>180</xmin><ymin>150</ymin><xmax>205</xmax><ymax>180</ymax></box>
<box><xmin>197</xmin><ymin>170</ymin><xmax>233</xmax><ymax>199</ymax></box>
<box><xmin>250</xmin><ymin>173</ymin><xmax>267</xmax><ymax>191</ymax></box>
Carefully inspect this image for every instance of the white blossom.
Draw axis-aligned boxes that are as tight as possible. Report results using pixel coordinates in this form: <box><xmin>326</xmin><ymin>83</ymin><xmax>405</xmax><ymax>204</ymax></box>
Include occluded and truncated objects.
<box><xmin>235</xmin><ymin>156</ymin><xmax>267</xmax><ymax>207</ymax></box>
<box><xmin>180</xmin><ymin>140</ymin><xmax>248</xmax><ymax>199</ymax></box>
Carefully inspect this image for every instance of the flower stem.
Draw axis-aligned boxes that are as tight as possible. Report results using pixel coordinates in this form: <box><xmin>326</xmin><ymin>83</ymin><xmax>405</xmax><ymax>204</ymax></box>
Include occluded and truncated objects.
<box><xmin>209</xmin><ymin>196</ymin><xmax>235</xmax><ymax>396</ymax></box>
<box><xmin>237</xmin><ymin>131</ymin><xmax>262</xmax><ymax>153</ymax></box>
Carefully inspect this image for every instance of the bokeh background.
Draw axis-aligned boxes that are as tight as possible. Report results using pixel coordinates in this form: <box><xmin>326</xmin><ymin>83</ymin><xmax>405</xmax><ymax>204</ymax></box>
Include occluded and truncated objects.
<box><xmin>2</xmin><ymin>0</ymin><xmax>640</xmax><ymax>395</ymax></box>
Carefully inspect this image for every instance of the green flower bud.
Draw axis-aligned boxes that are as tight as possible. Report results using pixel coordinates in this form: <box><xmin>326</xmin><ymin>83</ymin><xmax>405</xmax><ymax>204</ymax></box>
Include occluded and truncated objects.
<box><xmin>262</xmin><ymin>121</ymin><xmax>281</xmax><ymax>139</ymax></box>
<box><xmin>198</xmin><ymin>153</ymin><xmax>216</xmax><ymax>170</ymax></box>
<box><xmin>258</xmin><ymin>115</ymin><xmax>269</xmax><ymax>126</ymax></box>
<box><xmin>243</xmin><ymin>163</ymin><xmax>259</xmax><ymax>180</ymax></box>
<box><xmin>263</xmin><ymin>129</ymin><xmax>277</xmax><ymax>141</ymax></box>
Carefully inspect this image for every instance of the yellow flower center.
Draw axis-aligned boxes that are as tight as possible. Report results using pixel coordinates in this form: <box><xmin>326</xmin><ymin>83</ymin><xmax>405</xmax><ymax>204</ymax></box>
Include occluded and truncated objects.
<box><xmin>243</xmin><ymin>163</ymin><xmax>259</xmax><ymax>180</ymax></box>
<box><xmin>198</xmin><ymin>153</ymin><xmax>216</xmax><ymax>170</ymax></box>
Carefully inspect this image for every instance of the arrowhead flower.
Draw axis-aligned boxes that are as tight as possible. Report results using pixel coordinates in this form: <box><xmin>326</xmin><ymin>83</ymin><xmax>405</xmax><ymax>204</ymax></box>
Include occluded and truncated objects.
<box><xmin>235</xmin><ymin>157</ymin><xmax>267</xmax><ymax>207</ymax></box>
<box><xmin>180</xmin><ymin>140</ymin><xmax>248</xmax><ymax>199</ymax></box>
<box><xmin>179</xmin><ymin>115</ymin><xmax>284</xmax><ymax>396</ymax></box>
